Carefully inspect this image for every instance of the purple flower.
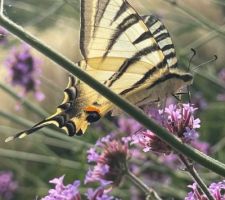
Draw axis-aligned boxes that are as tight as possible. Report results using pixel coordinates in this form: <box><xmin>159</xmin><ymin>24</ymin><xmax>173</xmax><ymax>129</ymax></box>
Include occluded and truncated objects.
<box><xmin>184</xmin><ymin>127</ymin><xmax>199</xmax><ymax>143</ymax></box>
<box><xmin>185</xmin><ymin>180</ymin><xmax>225</xmax><ymax>200</ymax></box>
<box><xmin>117</xmin><ymin>117</ymin><xmax>142</xmax><ymax>134</ymax></box>
<box><xmin>85</xmin><ymin>139</ymin><xmax>130</xmax><ymax>186</ymax></box>
<box><xmin>85</xmin><ymin>164</ymin><xmax>112</xmax><ymax>186</ymax></box>
<box><xmin>86</xmin><ymin>185</ymin><xmax>117</xmax><ymax>200</ymax></box>
<box><xmin>5</xmin><ymin>44</ymin><xmax>45</xmax><ymax>101</ymax></box>
<box><xmin>191</xmin><ymin>140</ymin><xmax>211</xmax><ymax>155</ymax></box>
<box><xmin>159</xmin><ymin>154</ymin><xmax>180</xmax><ymax>169</ymax></box>
<box><xmin>0</xmin><ymin>171</ymin><xmax>17</xmax><ymax>200</ymax></box>
<box><xmin>131</xmin><ymin>104</ymin><xmax>201</xmax><ymax>154</ymax></box>
<box><xmin>96</xmin><ymin>134</ymin><xmax>114</xmax><ymax>147</ymax></box>
<box><xmin>131</xmin><ymin>130</ymin><xmax>171</xmax><ymax>153</ymax></box>
<box><xmin>87</xmin><ymin>148</ymin><xmax>100</xmax><ymax>163</ymax></box>
<box><xmin>0</xmin><ymin>26</ymin><xmax>8</xmax><ymax>45</ymax></box>
<box><xmin>41</xmin><ymin>175</ymin><xmax>81</xmax><ymax>200</ymax></box>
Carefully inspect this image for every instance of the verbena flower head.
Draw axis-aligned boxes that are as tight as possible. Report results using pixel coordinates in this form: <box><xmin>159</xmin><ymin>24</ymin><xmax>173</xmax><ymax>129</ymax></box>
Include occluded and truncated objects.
<box><xmin>185</xmin><ymin>181</ymin><xmax>225</xmax><ymax>200</ymax></box>
<box><xmin>5</xmin><ymin>44</ymin><xmax>45</xmax><ymax>101</ymax></box>
<box><xmin>131</xmin><ymin>103</ymin><xmax>201</xmax><ymax>154</ymax></box>
<box><xmin>0</xmin><ymin>27</ymin><xmax>8</xmax><ymax>45</ymax></box>
<box><xmin>0</xmin><ymin>171</ymin><xmax>17</xmax><ymax>200</ymax></box>
<box><xmin>41</xmin><ymin>175</ymin><xmax>81</xmax><ymax>200</ymax></box>
<box><xmin>85</xmin><ymin>137</ymin><xmax>130</xmax><ymax>186</ymax></box>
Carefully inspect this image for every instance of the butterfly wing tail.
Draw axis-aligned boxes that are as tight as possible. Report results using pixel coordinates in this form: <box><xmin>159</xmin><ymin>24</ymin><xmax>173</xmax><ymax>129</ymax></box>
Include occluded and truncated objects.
<box><xmin>5</xmin><ymin>75</ymin><xmax>84</xmax><ymax>142</ymax></box>
<box><xmin>5</xmin><ymin>119</ymin><xmax>53</xmax><ymax>142</ymax></box>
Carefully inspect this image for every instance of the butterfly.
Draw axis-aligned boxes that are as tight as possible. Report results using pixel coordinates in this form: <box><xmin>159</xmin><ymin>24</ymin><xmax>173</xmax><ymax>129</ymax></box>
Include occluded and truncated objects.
<box><xmin>5</xmin><ymin>0</ymin><xmax>193</xmax><ymax>142</ymax></box>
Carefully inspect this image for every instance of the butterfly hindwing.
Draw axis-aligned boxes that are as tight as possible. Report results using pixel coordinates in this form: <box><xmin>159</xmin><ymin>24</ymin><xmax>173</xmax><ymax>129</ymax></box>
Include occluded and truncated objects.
<box><xmin>5</xmin><ymin>76</ymin><xmax>89</xmax><ymax>142</ymax></box>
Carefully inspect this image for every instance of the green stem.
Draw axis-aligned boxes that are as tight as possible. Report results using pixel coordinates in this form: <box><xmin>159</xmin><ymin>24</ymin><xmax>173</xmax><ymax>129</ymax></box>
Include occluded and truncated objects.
<box><xmin>179</xmin><ymin>155</ymin><xmax>215</xmax><ymax>200</ymax></box>
<box><xmin>162</xmin><ymin>0</ymin><xmax>225</xmax><ymax>38</ymax></box>
<box><xmin>0</xmin><ymin>82</ymin><xmax>48</xmax><ymax>118</ymax></box>
<box><xmin>0</xmin><ymin>148</ymin><xmax>85</xmax><ymax>169</ymax></box>
<box><xmin>126</xmin><ymin>170</ymin><xmax>162</xmax><ymax>200</ymax></box>
<box><xmin>179</xmin><ymin>23</ymin><xmax>225</xmax><ymax>57</ymax></box>
<box><xmin>0</xmin><ymin>1</ymin><xmax>225</xmax><ymax>176</ymax></box>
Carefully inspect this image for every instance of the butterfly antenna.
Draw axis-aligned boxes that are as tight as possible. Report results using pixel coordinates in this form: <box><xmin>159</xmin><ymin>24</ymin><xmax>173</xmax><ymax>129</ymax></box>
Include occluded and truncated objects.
<box><xmin>191</xmin><ymin>55</ymin><xmax>218</xmax><ymax>72</ymax></box>
<box><xmin>188</xmin><ymin>48</ymin><xmax>197</xmax><ymax>70</ymax></box>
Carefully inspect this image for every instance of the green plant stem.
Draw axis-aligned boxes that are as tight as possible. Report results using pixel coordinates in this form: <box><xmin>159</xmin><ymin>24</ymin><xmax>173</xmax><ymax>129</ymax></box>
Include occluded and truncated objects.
<box><xmin>179</xmin><ymin>155</ymin><xmax>215</xmax><ymax>200</ymax></box>
<box><xmin>212</xmin><ymin>0</ymin><xmax>225</xmax><ymax>6</ymax></box>
<box><xmin>0</xmin><ymin>125</ymin><xmax>86</xmax><ymax>151</ymax></box>
<box><xmin>126</xmin><ymin>170</ymin><xmax>162</xmax><ymax>200</ymax></box>
<box><xmin>3</xmin><ymin>158</ymin><xmax>48</xmax><ymax>188</ymax></box>
<box><xmin>179</xmin><ymin>23</ymin><xmax>225</xmax><ymax>57</ymax></box>
<box><xmin>26</xmin><ymin>1</ymin><xmax>66</xmax><ymax>26</ymax></box>
<box><xmin>0</xmin><ymin>1</ymin><xmax>225</xmax><ymax>177</ymax></box>
<box><xmin>162</xmin><ymin>0</ymin><xmax>225</xmax><ymax>38</ymax></box>
<box><xmin>0</xmin><ymin>148</ymin><xmax>85</xmax><ymax>169</ymax></box>
<box><xmin>0</xmin><ymin>82</ymin><xmax>48</xmax><ymax>118</ymax></box>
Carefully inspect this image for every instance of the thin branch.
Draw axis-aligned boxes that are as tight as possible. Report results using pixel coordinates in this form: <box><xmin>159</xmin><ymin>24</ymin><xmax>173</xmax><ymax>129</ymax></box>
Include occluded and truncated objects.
<box><xmin>126</xmin><ymin>170</ymin><xmax>162</xmax><ymax>200</ymax></box>
<box><xmin>0</xmin><ymin>148</ymin><xmax>85</xmax><ymax>169</ymax></box>
<box><xmin>161</xmin><ymin>0</ymin><xmax>225</xmax><ymax>39</ymax></box>
<box><xmin>26</xmin><ymin>1</ymin><xmax>66</xmax><ymax>26</ymax></box>
<box><xmin>0</xmin><ymin>82</ymin><xmax>48</xmax><ymax>118</ymax></box>
<box><xmin>179</xmin><ymin>155</ymin><xmax>215</xmax><ymax>200</ymax></box>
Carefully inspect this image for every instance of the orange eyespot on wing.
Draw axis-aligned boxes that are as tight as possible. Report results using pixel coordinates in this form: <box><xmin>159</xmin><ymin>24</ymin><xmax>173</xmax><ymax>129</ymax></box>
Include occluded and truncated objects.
<box><xmin>84</xmin><ymin>106</ymin><xmax>101</xmax><ymax>123</ymax></box>
<box><xmin>84</xmin><ymin>106</ymin><xmax>100</xmax><ymax>113</ymax></box>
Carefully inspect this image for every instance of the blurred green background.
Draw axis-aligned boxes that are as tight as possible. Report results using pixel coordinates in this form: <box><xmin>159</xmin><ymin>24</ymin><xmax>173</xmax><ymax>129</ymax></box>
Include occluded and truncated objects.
<box><xmin>0</xmin><ymin>0</ymin><xmax>225</xmax><ymax>199</ymax></box>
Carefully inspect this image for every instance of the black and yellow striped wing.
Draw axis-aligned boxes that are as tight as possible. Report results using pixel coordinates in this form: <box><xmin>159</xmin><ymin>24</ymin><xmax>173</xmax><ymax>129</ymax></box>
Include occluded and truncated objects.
<box><xmin>80</xmin><ymin>0</ymin><xmax>172</xmax><ymax>97</ymax></box>
<box><xmin>142</xmin><ymin>15</ymin><xmax>177</xmax><ymax>69</ymax></box>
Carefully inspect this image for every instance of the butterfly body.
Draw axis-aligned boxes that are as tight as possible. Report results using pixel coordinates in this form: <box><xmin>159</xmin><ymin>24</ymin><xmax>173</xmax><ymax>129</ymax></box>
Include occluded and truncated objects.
<box><xmin>5</xmin><ymin>0</ymin><xmax>193</xmax><ymax>142</ymax></box>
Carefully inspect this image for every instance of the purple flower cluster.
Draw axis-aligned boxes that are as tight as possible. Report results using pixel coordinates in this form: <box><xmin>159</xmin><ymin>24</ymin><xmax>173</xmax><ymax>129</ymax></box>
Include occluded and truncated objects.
<box><xmin>85</xmin><ymin>136</ymin><xmax>130</xmax><ymax>187</ymax></box>
<box><xmin>86</xmin><ymin>185</ymin><xmax>115</xmax><ymax>200</ymax></box>
<box><xmin>131</xmin><ymin>104</ymin><xmax>201</xmax><ymax>154</ymax></box>
<box><xmin>5</xmin><ymin>44</ymin><xmax>45</xmax><ymax>101</ymax></box>
<box><xmin>185</xmin><ymin>181</ymin><xmax>225</xmax><ymax>200</ymax></box>
<box><xmin>42</xmin><ymin>175</ymin><xmax>117</xmax><ymax>200</ymax></box>
<box><xmin>41</xmin><ymin>175</ymin><xmax>81</xmax><ymax>200</ymax></box>
<box><xmin>0</xmin><ymin>26</ymin><xmax>8</xmax><ymax>45</ymax></box>
<box><xmin>0</xmin><ymin>171</ymin><xmax>17</xmax><ymax>200</ymax></box>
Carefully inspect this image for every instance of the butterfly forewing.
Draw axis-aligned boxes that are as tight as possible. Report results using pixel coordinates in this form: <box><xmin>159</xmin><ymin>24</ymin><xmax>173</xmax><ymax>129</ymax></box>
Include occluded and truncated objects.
<box><xmin>80</xmin><ymin>0</ymin><xmax>169</xmax><ymax>96</ymax></box>
<box><xmin>142</xmin><ymin>15</ymin><xmax>178</xmax><ymax>68</ymax></box>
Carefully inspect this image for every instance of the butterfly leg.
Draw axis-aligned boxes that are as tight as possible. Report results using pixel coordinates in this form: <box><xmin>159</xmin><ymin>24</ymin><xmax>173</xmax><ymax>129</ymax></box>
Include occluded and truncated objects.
<box><xmin>173</xmin><ymin>90</ymin><xmax>192</xmax><ymax>103</ymax></box>
<box><xmin>172</xmin><ymin>93</ymin><xmax>182</xmax><ymax>102</ymax></box>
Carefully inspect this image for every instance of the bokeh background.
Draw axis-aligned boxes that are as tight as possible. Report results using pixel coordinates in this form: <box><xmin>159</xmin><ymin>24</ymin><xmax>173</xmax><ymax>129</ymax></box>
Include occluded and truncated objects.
<box><xmin>0</xmin><ymin>0</ymin><xmax>225</xmax><ymax>199</ymax></box>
